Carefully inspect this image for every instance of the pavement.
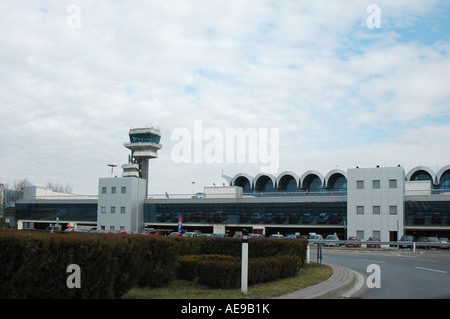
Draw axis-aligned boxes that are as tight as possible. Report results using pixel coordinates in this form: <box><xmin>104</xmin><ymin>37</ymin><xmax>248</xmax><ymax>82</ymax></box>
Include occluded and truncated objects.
<box><xmin>273</xmin><ymin>263</ymin><xmax>366</xmax><ymax>299</ymax></box>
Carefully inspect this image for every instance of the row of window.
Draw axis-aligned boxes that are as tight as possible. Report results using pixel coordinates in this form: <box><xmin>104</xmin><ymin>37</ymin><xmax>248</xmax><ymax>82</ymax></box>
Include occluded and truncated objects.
<box><xmin>356</xmin><ymin>205</ymin><xmax>398</xmax><ymax>215</ymax></box>
<box><xmin>356</xmin><ymin>230</ymin><xmax>381</xmax><ymax>239</ymax></box>
<box><xmin>356</xmin><ymin>179</ymin><xmax>397</xmax><ymax>189</ymax></box>
<box><xmin>101</xmin><ymin>186</ymin><xmax>127</xmax><ymax>194</ymax></box>
<box><xmin>100</xmin><ymin>206</ymin><xmax>127</xmax><ymax>214</ymax></box>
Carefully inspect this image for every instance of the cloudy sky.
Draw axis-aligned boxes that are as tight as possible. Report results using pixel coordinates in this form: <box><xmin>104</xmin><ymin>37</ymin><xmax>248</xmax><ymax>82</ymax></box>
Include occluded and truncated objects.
<box><xmin>1</xmin><ymin>1</ymin><xmax>449</xmax><ymax>195</ymax></box>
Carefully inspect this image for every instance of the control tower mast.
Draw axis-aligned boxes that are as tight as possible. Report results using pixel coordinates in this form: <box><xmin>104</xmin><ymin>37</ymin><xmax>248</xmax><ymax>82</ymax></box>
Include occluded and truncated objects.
<box><xmin>122</xmin><ymin>127</ymin><xmax>162</xmax><ymax>195</ymax></box>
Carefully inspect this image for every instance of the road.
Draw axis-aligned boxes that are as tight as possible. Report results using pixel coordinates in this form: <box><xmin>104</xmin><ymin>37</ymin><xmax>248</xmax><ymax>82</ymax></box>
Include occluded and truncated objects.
<box><xmin>310</xmin><ymin>247</ymin><xmax>450</xmax><ymax>299</ymax></box>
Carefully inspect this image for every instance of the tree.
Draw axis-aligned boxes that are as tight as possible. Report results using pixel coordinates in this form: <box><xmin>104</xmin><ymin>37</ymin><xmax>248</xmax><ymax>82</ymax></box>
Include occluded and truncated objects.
<box><xmin>46</xmin><ymin>181</ymin><xmax>74</xmax><ymax>193</ymax></box>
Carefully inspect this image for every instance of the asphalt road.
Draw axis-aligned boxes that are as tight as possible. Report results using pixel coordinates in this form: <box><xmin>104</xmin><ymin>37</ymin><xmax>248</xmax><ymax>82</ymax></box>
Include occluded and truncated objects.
<box><xmin>310</xmin><ymin>247</ymin><xmax>450</xmax><ymax>299</ymax></box>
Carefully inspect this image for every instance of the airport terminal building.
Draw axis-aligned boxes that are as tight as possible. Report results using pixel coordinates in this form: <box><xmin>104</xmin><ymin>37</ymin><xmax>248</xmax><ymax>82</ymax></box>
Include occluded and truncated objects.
<box><xmin>11</xmin><ymin>128</ymin><xmax>450</xmax><ymax>241</ymax></box>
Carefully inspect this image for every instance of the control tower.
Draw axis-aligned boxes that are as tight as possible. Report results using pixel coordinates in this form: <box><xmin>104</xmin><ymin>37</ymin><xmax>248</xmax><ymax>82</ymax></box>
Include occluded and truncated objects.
<box><xmin>122</xmin><ymin>127</ymin><xmax>162</xmax><ymax>194</ymax></box>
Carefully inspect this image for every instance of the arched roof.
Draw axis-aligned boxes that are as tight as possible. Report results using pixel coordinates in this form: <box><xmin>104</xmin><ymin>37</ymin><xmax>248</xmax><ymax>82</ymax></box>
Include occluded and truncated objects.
<box><xmin>436</xmin><ymin>165</ymin><xmax>450</xmax><ymax>185</ymax></box>
<box><xmin>231</xmin><ymin>173</ymin><xmax>254</xmax><ymax>188</ymax></box>
<box><xmin>406</xmin><ymin>166</ymin><xmax>437</xmax><ymax>185</ymax></box>
<box><xmin>324</xmin><ymin>169</ymin><xmax>347</xmax><ymax>189</ymax></box>
<box><xmin>276</xmin><ymin>171</ymin><xmax>300</xmax><ymax>190</ymax></box>
<box><xmin>300</xmin><ymin>170</ymin><xmax>325</xmax><ymax>189</ymax></box>
<box><xmin>254</xmin><ymin>173</ymin><xmax>277</xmax><ymax>191</ymax></box>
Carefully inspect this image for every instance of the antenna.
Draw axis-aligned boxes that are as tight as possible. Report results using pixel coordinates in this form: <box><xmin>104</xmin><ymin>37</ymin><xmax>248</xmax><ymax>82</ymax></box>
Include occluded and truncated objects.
<box><xmin>107</xmin><ymin>163</ymin><xmax>117</xmax><ymax>175</ymax></box>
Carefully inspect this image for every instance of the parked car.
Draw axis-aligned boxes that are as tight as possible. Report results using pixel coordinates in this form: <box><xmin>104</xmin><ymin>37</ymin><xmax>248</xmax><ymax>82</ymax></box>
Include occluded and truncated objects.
<box><xmin>308</xmin><ymin>234</ymin><xmax>324</xmax><ymax>245</ymax></box>
<box><xmin>249</xmin><ymin>233</ymin><xmax>263</xmax><ymax>238</ymax></box>
<box><xmin>141</xmin><ymin>229</ymin><xmax>160</xmax><ymax>236</ymax></box>
<box><xmin>324</xmin><ymin>234</ymin><xmax>341</xmax><ymax>247</ymax></box>
<box><xmin>46</xmin><ymin>226</ymin><xmax>61</xmax><ymax>233</ymax></box>
<box><xmin>398</xmin><ymin>234</ymin><xmax>415</xmax><ymax>249</ymax></box>
<box><xmin>274</xmin><ymin>213</ymin><xmax>286</xmax><ymax>223</ymax></box>
<box><xmin>417</xmin><ymin>236</ymin><xmax>429</xmax><ymax>248</ymax></box>
<box><xmin>288</xmin><ymin>213</ymin><xmax>300</xmax><ymax>224</ymax></box>
<box><xmin>439</xmin><ymin>237</ymin><xmax>449</xmax><ymax>249</ymax></box>
<box><xmin>263</xmin><ymin>213</ymin><xmax>274</xmax><ymax>223</ymax></box>
<box><xmin>183</xmin><ymin>232</ymin><xmax>198</xmax><ymax>237</ymax></box>
<box><xmin>318</xmin><ymin>212</ymin><xmax>329</xmax><ymax>224</ymax></box>
<box><xmin>191</xmin><ymin>192</ymin><xmax>206</xmax><ymax>199</ymax></box>
<box><xmin>329</xmin><ymin>213</ymin><xmax>342</xmax><ymax>224</ymax></box>
<box><xmin>239</xmin><ymin>212</ymin><xmax>251</xmax><ymax>223</ymax></box>
<box><xmin>168</xmin><ymin>232</ymin><xmax>183</xmax><ymax>236</ymax></box>
<box><xmin>302</xmin><ymin>213</ymin><xmax>312</xmax><ymax>224</ymax></box>
<box><xmin>366</xmin><ymin>236</ymin><xmax>381</xmax><ymax>248</ymax></box>
<box><xmin>269</xmin><ymin>233</ymin><xmax>284</xmax><ymax>239</ymax></box>
<box><xmin>346</xmin><ymin>236</ymin><xmax>361</xmax><ymax>248</ymax></box>
<box><xmin>251</xmin><ymin>213</ymin><xmax>263</xmax><ymax>223</ymax></box>
<box><xmin>427</xmin><ymin>236</ymin><xmax>441</xmax><ymax>249</ymax></box>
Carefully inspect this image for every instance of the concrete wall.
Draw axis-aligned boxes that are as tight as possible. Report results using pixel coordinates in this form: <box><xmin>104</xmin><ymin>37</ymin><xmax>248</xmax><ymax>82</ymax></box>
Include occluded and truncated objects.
<box><xmin>347</xmin><ymin>167</ymin><xmax>405</xmax><ymax>242</ymax></box>
<box><xmin>97</xmin><ymin>177</ymin><xmax>147</xmax><ymax>232</ymax></box>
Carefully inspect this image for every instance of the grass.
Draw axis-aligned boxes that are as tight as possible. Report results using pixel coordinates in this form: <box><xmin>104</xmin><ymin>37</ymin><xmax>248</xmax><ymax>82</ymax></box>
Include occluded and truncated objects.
<box><xmin>123</xmin><ymin>262</ymin><xmax>333</xmax><ymax>299</ymax></box>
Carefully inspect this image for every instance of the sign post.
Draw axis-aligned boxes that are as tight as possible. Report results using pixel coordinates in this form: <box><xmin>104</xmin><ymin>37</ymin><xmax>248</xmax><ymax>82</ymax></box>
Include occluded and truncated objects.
<box><xmin>177</xmin><ymin>215</ymin><xmax>183</xmax><ymax>233</ymax></box>
<box><xmin>241</xmin><ymin>228</ymin><xmax>249</xmax><ymax>294</ymax></box>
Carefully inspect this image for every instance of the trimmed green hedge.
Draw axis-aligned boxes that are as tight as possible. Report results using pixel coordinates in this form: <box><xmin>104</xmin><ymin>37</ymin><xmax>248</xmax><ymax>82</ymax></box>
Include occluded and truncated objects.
<box><xmin>0</xmin><ymin>230</ymin><xmax>178</xmax><ymax>298</ymax></box>
<box><xmin>172</xmin><ymin>236</ymin><xmax>307</xmax><ymax>261</ymax></box>
<box><xmin>177</xmin><ymin>253</ymin><xmax>302</xmax><ymax>289</ymax></box>
<box><xmin>0</xmin><ymin>230</ymin><xmax>308</xmax><ymax>297</ymax></box>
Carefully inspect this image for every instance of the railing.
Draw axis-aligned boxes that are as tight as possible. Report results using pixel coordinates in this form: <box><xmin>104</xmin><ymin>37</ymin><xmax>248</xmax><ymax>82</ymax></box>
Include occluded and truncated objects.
<box><xmin>148</xmin><ymin>190</ymin><xmax>347</xmax><ymax>200</ymax></box>
<box><xmin>308</xmin><ymin>239</ymin><xmax>450</xmax><ymax>251</ymax></box>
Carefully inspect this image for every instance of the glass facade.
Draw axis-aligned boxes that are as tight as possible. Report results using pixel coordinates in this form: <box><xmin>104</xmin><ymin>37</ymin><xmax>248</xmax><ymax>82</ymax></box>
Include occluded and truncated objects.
<box><xmin>144</xmin><ymin>200</ymin><xmax>347</xmax><ymax>226</ymax></box>
<box><xmin>129</xmin><ymin>132</ymin><xmax>161</xmax><ymax>144</ymax></box>
<box><xmin>405</xmin><ymin>200</ymin><xmax>450</xmax><ymax>226</ymax></box>
<box><xmin>15</xmin><ymin>202</ymin><xmax>97</xmax><ymax>222</ymax></box>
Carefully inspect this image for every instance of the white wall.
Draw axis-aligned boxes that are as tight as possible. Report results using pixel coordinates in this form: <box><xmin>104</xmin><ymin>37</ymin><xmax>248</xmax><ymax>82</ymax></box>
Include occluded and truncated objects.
<box><xmin>347</xmin><ymin>167</ymin><xmax>405</xmax><ymax>242</ymax></box>
<box><xmin>97</xmin><ymin>177</ymin><xmax>147</xmax><ymax>232</ymax></box>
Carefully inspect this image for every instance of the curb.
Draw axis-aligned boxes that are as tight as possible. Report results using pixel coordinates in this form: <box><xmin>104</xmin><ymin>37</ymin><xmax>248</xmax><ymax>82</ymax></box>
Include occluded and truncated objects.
<box><xmin>273</xmin><ymin>263</ymin><xmax>365</xmax><ymax>299</ymax></box>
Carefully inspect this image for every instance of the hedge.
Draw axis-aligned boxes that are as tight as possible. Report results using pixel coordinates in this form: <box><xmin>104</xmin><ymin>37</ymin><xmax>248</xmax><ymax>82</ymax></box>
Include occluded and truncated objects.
<box><xmin>0</xmin><ymin>230</ymin><xmax>308</xmax><ymax>297</ymax></box>
<box><xmin>177</xmin><ymin>254</ymin><xmax>302</xmax><ymax>289</ymax></box>
<box><xmin>172</xmin><ymin>236</ymin><xmax>307</xmax><ymax>262</ymax></box>
<box><xmin>0</xmin><ymin>230</ymin><xmax>178</xmax><ymax>299</ymax></box>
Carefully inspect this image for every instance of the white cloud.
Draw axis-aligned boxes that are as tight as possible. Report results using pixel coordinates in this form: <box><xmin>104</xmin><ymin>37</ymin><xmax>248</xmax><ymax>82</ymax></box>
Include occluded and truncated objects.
<box><xmin>1</xmin><ymin>1</ymin><xmax>449</xmax><ymax>195</ymax></box>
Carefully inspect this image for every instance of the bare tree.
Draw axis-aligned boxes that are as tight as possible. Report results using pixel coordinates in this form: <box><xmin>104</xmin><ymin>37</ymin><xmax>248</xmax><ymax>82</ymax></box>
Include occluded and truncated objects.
<box><xmin>46</xmin><ymin>181</ymin><xmax>74</xmax><ymax>193</ymax></box>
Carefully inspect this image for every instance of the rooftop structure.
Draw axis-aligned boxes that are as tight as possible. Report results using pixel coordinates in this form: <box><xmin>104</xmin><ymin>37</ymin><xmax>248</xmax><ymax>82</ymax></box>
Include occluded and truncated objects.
<box><xmin>122</xmin><ymin>127</ymin><xmax>162</xmax><ymax>194</ymax></box>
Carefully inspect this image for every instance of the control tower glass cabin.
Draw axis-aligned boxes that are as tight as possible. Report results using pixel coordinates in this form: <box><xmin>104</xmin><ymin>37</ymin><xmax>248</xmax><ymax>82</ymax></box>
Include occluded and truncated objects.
<box><xmin>122</xmin><ymin>127</ymin><xmax>162</xmax><ymax>194</ymax></box>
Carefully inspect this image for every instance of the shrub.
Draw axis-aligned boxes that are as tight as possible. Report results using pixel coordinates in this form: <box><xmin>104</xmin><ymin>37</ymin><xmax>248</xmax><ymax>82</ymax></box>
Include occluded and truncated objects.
<box><xmin>0</xmin><ymin>230</ymin><xmax>178</xmax><ymax>298</ymax></box>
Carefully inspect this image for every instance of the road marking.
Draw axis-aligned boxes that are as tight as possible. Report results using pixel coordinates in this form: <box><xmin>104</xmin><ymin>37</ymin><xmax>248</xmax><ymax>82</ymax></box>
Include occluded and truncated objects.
<box><xmin>414</xmin><ymin>266</ymin><xmax>447</xmax><ymax>274</ymax></box>
<box><xmin>358</xmin><ymin>259</ymin><xmax>387</xmax><ymax>264</ymax></box>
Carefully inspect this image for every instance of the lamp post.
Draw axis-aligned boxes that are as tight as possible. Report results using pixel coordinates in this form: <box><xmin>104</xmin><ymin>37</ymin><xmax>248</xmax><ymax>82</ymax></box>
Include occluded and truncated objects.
<box><xmin>241</xmin><ymin>228</ymin><xmax>249</xmax><ymax>294</ymax></box>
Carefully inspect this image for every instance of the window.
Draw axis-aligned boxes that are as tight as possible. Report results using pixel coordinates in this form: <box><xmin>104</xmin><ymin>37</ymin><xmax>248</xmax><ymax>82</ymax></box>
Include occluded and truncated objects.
<box><xmin>110</xmin><ymin>226</ymin><xmax>115</xmax><ymax>231</ymax></box>
<box><xmin>121</xmin><ymin>187</ymin><xmax>126</xmax><ymax>194</ymax></box>
<box><xmin>373</xmin><ymin>206</ymin><xmax>380</xmax><ymax>215</ymax></box>
<box><xmin>356</xmin><ymin>180</ymin><xmax>364</xmax><ymax>189</ymax></box>
<box><xmin>357</xmin><ymin>206</ymin><xmax>364</xmax><ymax>215</ymax></box>
<box><xmin>357</xmin><ymin>230</ymin><xmax>364</xmax><ymax>239</ymax></box>
<box><xmin>111</xmin><ymin>187</ymin><xmax>116</xmax><ymax>194</ymax></box>
<box><xmin>373</xmin><ymin>180</ymin><xmax>380</xmax><ymax>189</ymax></box>
<box><xmin>101</xmin><ymin>206</ymin><xmax>106</xmax><ymax>214</ymax></box>
<box><xmin>389</xmin><ymin>205</ymin><xmax>397</xmax><ymax>215</ymax></box>
<box><xmin>120</xmin><ymin>207</ymin><xmax>126</xmax><ymax>214</ymax></box>
<box><xmin>389</xmin><ymin>179</ymin><xmax>397</xmax><ymax>188</ymax></box>
<box><xmin>120</xmin><ymin>226</ymin><xmax>125</xmax><ymax>231</ymax></box>
<box><xmin>373</xmin><ymin>230</ymin><xmax>381</xmax><ymax>238</ymax></box>
<box><xmin>102</xmin><ymin>187</ymin><xmax>107</xmax><ymax>194</ymax></box>
<box><xmin>111</xmin><ymin>207</ymin><xmax>116</xmax><ymax>214</ymax></box>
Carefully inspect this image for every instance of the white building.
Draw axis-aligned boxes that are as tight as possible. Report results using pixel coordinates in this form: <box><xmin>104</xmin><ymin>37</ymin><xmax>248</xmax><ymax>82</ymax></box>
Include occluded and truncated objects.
<box><xmin>97</xmin><ymin>177</ymin><xmax>147</xmax><ymax>232</ymax></box>
<box><xmin>347</xmin><ymin>166</ymin><xmax>405</xmax><ymax>242</ymax></box>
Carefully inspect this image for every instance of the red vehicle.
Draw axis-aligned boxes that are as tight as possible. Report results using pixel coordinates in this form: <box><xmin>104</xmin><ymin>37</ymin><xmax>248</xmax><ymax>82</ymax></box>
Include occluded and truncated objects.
<box><xmin>367</xmin><ymin>236</ymin><xmax>381</xmax><ymax>248</ymax></box>
<box><xmin>346</xmin><ymin>236</ymin><xmax>361</xmax><ymax>248</ymax></box>
<box><xmin>168</xmin><ymin>232</ymin><xmax>183</xmax><ymax>237</ymax></box>
<box><xmin>142</xmin><ymin>229</ymin><xmax>160</xmax><ymax>236</ymax></box>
